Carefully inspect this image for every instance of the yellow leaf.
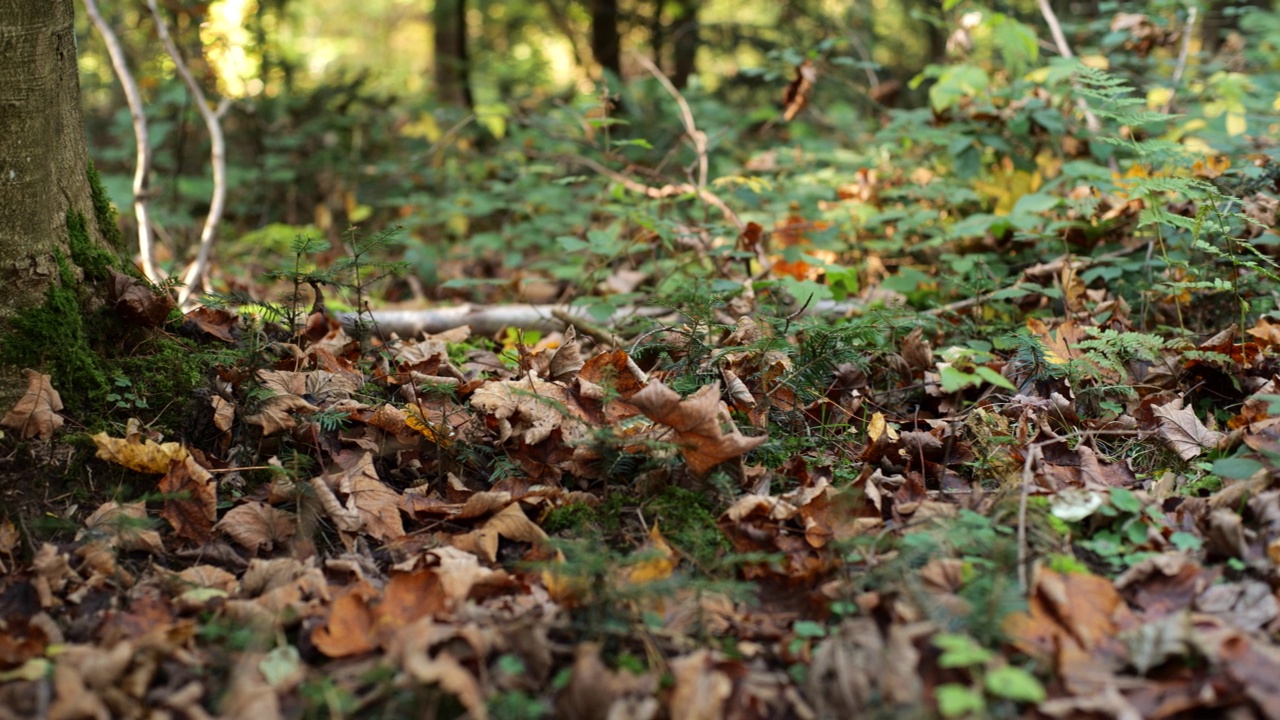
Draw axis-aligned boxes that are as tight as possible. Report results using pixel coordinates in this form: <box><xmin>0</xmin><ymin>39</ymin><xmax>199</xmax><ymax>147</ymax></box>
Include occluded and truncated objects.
<box><xmin>867</xmin><ymin>412</ymin><xmax>898</xmax><ymax>444</ymax></box>
<box><xmin>1227</xmin><ymin>112</ymin><xmax>1247</xmax><ymax>137</ymax></box>
<box><xmin>626</xmin><ymin>523</ymin><xmax>676</xmax><ymax>585</ymax></box>
<box><xmin>92</xmin><ymin>419</ymin><xmax>187</xmax><ymax>473</ymax></box>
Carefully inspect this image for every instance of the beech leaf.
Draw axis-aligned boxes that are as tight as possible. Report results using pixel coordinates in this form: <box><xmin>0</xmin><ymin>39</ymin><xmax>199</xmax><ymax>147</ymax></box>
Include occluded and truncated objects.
<box><xmin>630</xmin><ymin>381</ymin><xmax>767</xmax><ymax>474</ymax></box>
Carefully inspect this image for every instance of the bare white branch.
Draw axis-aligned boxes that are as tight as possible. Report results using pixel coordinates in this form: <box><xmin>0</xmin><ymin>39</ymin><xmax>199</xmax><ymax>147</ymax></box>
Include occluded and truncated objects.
<box><xmin>82</xmin><ymin>0</ymin><xmax>161</xmax><ymax>283</ymax></box>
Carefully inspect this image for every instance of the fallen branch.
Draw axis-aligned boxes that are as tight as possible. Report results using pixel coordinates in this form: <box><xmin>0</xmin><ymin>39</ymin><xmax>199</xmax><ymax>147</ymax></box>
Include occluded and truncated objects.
<box><xmin>83</xmin><ymin>0</ymin><xmax>159</xmax><ymax>283</ymax></box>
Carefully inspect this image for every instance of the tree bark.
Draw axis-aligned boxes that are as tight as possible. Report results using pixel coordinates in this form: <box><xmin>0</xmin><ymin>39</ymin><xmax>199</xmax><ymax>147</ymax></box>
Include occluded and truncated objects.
<box><xmin>433</xmin><ymin>0</ymin><xmax>473</xmax><ymax>108</ymax></box>
<box><xmin>590</xmin><ymin>0</ymin><xmax>622</xmax><ymax>81</ymax></box>
<box><xmin>0</xmin><ymin>0</ymin><xmax>113</xmax><ymax>321</ymax></box>
<box><xmin>670</xmin><ymin>0</ymin><xmax>698</xmax><ymax>89</ymax></box>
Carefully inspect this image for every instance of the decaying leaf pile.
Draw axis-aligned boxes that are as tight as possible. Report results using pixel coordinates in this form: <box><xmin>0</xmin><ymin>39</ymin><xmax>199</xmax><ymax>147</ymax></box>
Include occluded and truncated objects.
<box><xmin>6</xmin><ymin>275</ymin><xmax>1280</xmax><ymax>719</ymax></box>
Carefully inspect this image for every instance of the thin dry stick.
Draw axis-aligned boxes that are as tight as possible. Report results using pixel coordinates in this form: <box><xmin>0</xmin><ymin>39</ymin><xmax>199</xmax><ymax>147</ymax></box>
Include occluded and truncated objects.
<box><xmin>564</xmin><ymin>154</ymin><xmax>744</xmax><ymax>230</ymax></box>
<box><xmin>1034</xmin><ymin>0</ymin><xmax>1103</xmax><ymax>135</ymax></box>
<box><xmin>633</xmin><ymin>53</ymin><xmax>708</xmax><ymax>189</ymax></box>
<box><xmin>1016</xmin><ymin>442</ymin><xmax>1043</xmax><ymax>594</ymax></box>
<box><xmin>145</xmin><ymin>0</ymin><xmax>231</xmax><ymax>307</ymax></box>
<box><xmin>924</xmin><ymin>247</ymin><xmax>1138</xmax><ymax>317</ymax></box>
<box><xmin>1161</xmin><ymin>5</ymin><xmax>1199</xmax><ymax>115</ymax></box>
<box><xmin>83</xmin><ymin>0</ymin><xmax>160</xmax><ymax>284</ymax></box>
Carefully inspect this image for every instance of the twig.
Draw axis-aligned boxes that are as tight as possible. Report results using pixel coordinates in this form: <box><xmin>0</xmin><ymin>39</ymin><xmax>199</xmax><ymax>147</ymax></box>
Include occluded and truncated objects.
<box><xmin>83</xmin><ymin>0</ymin><xmax>160</xmax><ymax>283</ymax></box>
<box><xmin>846</xmin><ymin>30</ymin><xmax>881</xmax><ymax>90</ymax></box>
<box><xmin>146</xmin><ymin>0</ymin><xmax>231</xmax><ymax>307</ymax></box>
<box><xmin>1017</xmin><ymin>443</ymin><xmax>1043</xmax><ymax>594</ymax></box>
<box><xmin>1161</xmin><ymin>5</ymin><xmax>1198</xmax><ymax>115</ymax></box>
<box><xmin>551</xmin><ymin>308</ymin><xmax>621</xmax><ymax>347</ymax></box>
<box><xmin>924</xmin><ymin>247</ymin><xmax>1138</xmax><ymax>317</ymax></box>
<box><xmin>1034</xmin><ymin>0</ymin><xmax>1103</xmax><ymax>136</ymax></box>
<box><xmin>562</xmin><ymin>154</ymin><xmax>744</xmax><ymax>230</ymax></box>
<box><xmin>633</xmin><ymin>53</ymin><xmax>708</xmax><ymax>189</ymax></box>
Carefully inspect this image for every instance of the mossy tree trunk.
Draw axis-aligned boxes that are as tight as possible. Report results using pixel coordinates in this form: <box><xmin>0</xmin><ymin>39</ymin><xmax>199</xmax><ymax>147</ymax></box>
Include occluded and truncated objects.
<box><xmin>0</xmin><ymin>0</ymin><xmax>115</xmax><ymax>321</ymax></box>
<box><xmin>0</xmin><ymin>0</ymin><xmax>118</xmax><ymax>411</ymax></box>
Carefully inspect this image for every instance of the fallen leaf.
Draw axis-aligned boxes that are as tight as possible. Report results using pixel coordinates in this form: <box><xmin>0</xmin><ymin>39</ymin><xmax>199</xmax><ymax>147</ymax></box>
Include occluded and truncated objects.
<box><xmin>1154</xmin><ymin>398</ymin><xmax>1225</xmax><ymax>460</ymax></box>
<box><xmin>243</xmin><ymin>394</ymin><xmax>319</xmax><ymax>436</ymax></box>
<box><xmin>92</xmin><ymin>419</ymin><xmax>188</xmax><ymax>473</ymax></box>
<box><xmin>631</xmin><ymin>381</ymin><xmax>767</xmax><ymax>474</ymax></box>
<box><xmin>470</xmin><ymin>373</ymin><xmax>578</xmax><ymax>445</ymax></box>
<box><xmin>626</xmin><ymin>523</ymin><xmax>677</xmax><ymax>585</ymax></box>
<box><xmin>322</xmin><ymin>450</ymin><xmax>405</xmax><ymax>542</ymax></box>
<box><xmin>311</xmin><ymin>581</ymin><xmax>378</xmax><ymax>658</ymax></box>
<box><xmin>108</xmin><ymin>268</ymin><xmax>174</xmax><ymax>327</ymax></box>
<box><xmin>82</xmin><ymin>501</ymin><xmax>164</xmax><ymax>555</ymax></box>
<box><xmin>452</xmin><ymin>502</ymin><xmax>547</xmax><ymax>563</ymax></box>
<box><xmin>215</xmin><ymin>502</ymin><xmax>296</xmax><ymax>554</ymax></box>
<box><xmin>159</xmin><ymin>456</ymin><xmax>217</xmax><ymax>543</ymax></box>
<box><xmin>1</xmin><ymin>369</ymin><xmax>64</xmax><ymax>440</ymax></box>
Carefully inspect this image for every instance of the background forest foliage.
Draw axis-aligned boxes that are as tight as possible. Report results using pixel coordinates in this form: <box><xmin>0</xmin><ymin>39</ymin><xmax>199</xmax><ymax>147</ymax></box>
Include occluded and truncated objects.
<box><xmin>75</xmin><ymin>0</ymin><xmax>1280</xmax><ymax>326</ymax></box>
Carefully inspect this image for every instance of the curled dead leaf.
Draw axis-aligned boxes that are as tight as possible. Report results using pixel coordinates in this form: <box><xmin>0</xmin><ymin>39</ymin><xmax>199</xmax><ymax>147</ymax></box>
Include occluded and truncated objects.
<box><xmin>1</xmin><ymin>369</ymin><xmax>64</xmax><ymax>440</ymax></box>
<box><xmin>631</xmin><ymin>381</ymin><xmax>767</xmax><ymax>474</ymax></box>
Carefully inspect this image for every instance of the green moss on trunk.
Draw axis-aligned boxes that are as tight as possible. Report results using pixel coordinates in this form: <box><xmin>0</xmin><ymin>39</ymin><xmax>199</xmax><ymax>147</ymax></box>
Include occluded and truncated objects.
<box><xmin>2</xmin><ymin>171</ymin><xmax>202</xmax><ymax>432</ymax></box>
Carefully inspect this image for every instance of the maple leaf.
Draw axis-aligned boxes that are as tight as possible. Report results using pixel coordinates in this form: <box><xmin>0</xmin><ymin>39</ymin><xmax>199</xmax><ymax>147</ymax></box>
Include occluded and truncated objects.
<box><xmin>1153</xmin><ymin>399</ymin><xmax>1225</xmax><ymax>460</ymax></box>
<box><xmin>1</xmin><ymin>369</ymin><xmax>64</xmax><ymax>440</ymax></box>
<box><xmin>630</xmin><ymin>381</ymin><xmax>767</xmax><ymax>474</ymax></box>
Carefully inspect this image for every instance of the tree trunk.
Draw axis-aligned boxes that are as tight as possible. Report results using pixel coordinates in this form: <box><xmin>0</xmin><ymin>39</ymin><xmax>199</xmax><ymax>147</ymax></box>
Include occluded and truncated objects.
<box><xmin>670</xmin><ymin>0</ymin><xmax>698</xmax><ymax>89</ymax></box>
<box><xmin>433</xmin><ymin>0</ymin><xmax>473</xmax><ymax>108</ymax></box>
<box><xmin>590</xmin><ymin>0</ymin><xmax>622</xmax><ymax>81</ymax></box>
<box><xmin>0</xmin><ymin>0</ymin><xmax>113</xmax><ymax>321</ymax></box>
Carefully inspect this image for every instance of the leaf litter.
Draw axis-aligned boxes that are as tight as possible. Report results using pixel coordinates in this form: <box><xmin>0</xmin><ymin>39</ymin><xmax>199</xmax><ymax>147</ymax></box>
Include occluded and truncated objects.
<box><xmin>8</xmin><ymin>258</ymin><xmax>1280</xmax><ymax>718</ymax></box>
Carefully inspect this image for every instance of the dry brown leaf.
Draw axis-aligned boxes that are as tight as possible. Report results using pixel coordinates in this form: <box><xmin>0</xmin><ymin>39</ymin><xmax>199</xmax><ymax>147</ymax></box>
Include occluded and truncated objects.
<box><xmin>548</xmin><ymin>326</ymin><xmax>584</xmax><ymax>381</ymax></box>
<box><xmin>92</xmin><ymin>419</ymin><xmax>187</xmax><ymax>474</ymax></box>
<box><xmin>630</xmin><ymin>381</ymin><xmax>767</xmax><ymax>474</ymax></box>
<box><xmin>159</xmin><ymin>456</ymin><xmax>216</xmax><ymax>543</ymax></box>
<box><xmin>243</xmin><ymin>394</ymin><xmax>319</xmax><ymax>436</ymax></box>
<box><xmin>107</xmin><ymin>268</ymin><xmax>174</xmax><ymax>327</ymax></box>
<box><xmin>82</xmin><ymin>501</ymin><xmax>164</xmax><ymax>555</ymax></box>
<box><xmin>470</xmin><ymin>373</ymin><xmax>577</xmax><ymax>444</ymax></box>
<box><xmin>452</xmin><ymin>502</ymin><xmax>547</xmax><ymax>563</ymax></box>
<box><xmin>900</xmin><ymin>328</ymin><xmax>933</xmax><ymax>371</ymax></box>
<box><xmin>311</xmin><ymin>581</ymin><xmax>378</xmax><ymax>658</ymax></box>
<box><xmin>215</xmin><ymin>502</ymin><xmax>296</xmax><ymax>554</ymax></box>
<box><xmin>1154</xmin><ymin>398</ymin><xmax>1225</xmax><ymax>460</ymax></box>
<box><xmin>372</xmin><ymin>569</ymin><xmax>450</xmax><ymax>644</ymax></box>
<box><xmin>556</xmin><ymin>642</ymin><xmax>657</xmax><ymax>720</ymax></box>
<box><xmin>425</xmin><ymin>546</ymin><xmax>502</xmax><ymax>603</ymax></box>
<box><xmin>322</xmin><ymin>450</ymin><xmax>405</xmax><ymax>542</ymax></box>
<box><xmin>669</xmin><ymin>650</ymin><xmax>732</xmax><ymax>720</ymax></box>
<box><xmin>1</xmin><ymin>369</ymin><xmax>64</xmax><ymax>440</ymax></box>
